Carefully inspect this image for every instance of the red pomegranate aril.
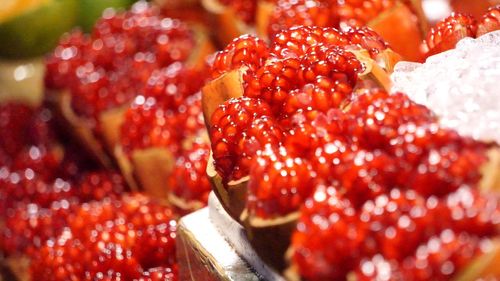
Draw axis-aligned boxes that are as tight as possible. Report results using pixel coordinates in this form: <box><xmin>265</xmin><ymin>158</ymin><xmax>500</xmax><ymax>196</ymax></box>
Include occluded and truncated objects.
<box><xmin>334</xmin><ymin>149</ymin><xmax>399</xmax><ymax>207</ymax></box>
<box><xmin>0</xmin><ymin>169</ymin><xmax>74</xmax><ymax>214</ymax></box>
<box><xmin>337</xmin><ymin>0</ymin><xmax>396</xmax><ymax>28</ymax></box>
<box><xmin>244</xmin><ymin>57</ymin><xmax>302</xmax><ymax>111</ymax></box>
<box><xmin>299</xmin><ymin>44</ymin><xmax>363</xmax><ymax>87</ymax></box>
<box><xmin>281</xmin><ymin>79</ymin><xmax>351</xmax><ymax>117</ymax></box>
<box><xmin>424</xmin><ymin>13</ymin><xmax>477</xmax><ymax>57</ymax></box>
<box><xmin>0</xmin><ymin>103</ymin><xmax>35</xmax><ymax>158</ymax></box>
<box><xmin>270</xmin><ymin>26</ymin><xmax>349</xmax><ymax>59</ymax></box>
<box><xmin>211</xmin><ymin>34</ymin><xmax>269</xmax><ymax>79</ymax></box>
<box><xmin>292</xmin><ymin>186</ymin><xmax>367</xmax><ymax>281</ymax></box>
<box><xmin>347</xmin><ymin>91</ymin><xmax>437</xmax><ymax>151</ymax></box>
<box><xmin>10</xmin><ymin>146</ymin><xmax>61</xmax><ymax>181</ymax></box>
<box><xmin>439</xmin><ymin>187</ymin><xmax>500</xmax><ymax>237</ymax></box>
<box><xmin>284</xmin><ymin>109</ymin><xmax>349</xmax><ymax>158</ymax></box>
<box><xmin>167</xmin><ymin>142</ymin><xmax>212</xmax><ymax>205</ymax></box>
<box><xmin>344</xmin><ymin>26</ymin><xmax>390</xmax><ymax>57</ymax></box>
<box><xmin>219</xmin><ymin>0</ymin><xmax>257</xmax><ymax>24</ymax></box>
<box><xmin>247</xmin><ymin>146</ymin><xmax>315</xmax><ymax>218</ymax></box>
<box><xmin>46</xmin><ymin>3</ymin><xmax>196</xmax><ymax>120</ymax></box>
<box><xmin>210</xmin><ymin>97</ymin><xmax>282</xmax><ymax>181</ymax></box>
<box><xmin>407</xmin><ymin>145</ymin><xmax>487</xmax><ymax>197</ymax></box>
<box><xmin>29</xmin><ymin>194</ymin><xmax>177</xmax><ymax>281</ymax></box>
<box><xmin>138</xmin><ymin>266</ymin><xmax>178</xmax><ymax>281</ymax></box>
<box><xmin>77</xmin><ymin>171</ymin><xmax>126</xmax><ymax>201</ymax></box>
<box><xmin>402</xmin><ymin>231</ymin><xmax>488</xmax><ymax>281</ymax></box>
<box><xmin>267</xmin><ymin>0</ymin><xmax>338</xmax><ymax>39</ymax></box>
<box><xmin>477</xmin><ymin>5</ymin><xmax>500</xmax><ymax>36</ymax></box>
<box><xmin>1</xmin><ymin>200</ymin><xmax>78</xmax><ymax>256</ymax></box>
<box><xmin>359</xmin><ymin>189</ymin><xmax>439</xmax><ymax>260</ymax></box>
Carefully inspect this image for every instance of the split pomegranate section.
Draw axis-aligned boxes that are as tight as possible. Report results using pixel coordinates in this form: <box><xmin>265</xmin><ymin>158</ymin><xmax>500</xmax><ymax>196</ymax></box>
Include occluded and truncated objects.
<box><xmin>423</xmin><ymin>5</ymin><xmax>500</xmax><ymax>58</ymax></box>
<box><xmin>203</xmin><ymin>24</ymin><xmax>500</xmax><ymax>279</ymax></box>
<box><xmin>1</xmin><ymin>0</ymin><xmax>500</xmax><ymax>280</ymax></box>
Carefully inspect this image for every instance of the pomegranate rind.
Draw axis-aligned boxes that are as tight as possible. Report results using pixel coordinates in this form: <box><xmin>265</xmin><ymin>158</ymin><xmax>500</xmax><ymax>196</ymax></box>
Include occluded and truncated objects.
<box><xmin>153</xmin><ymin>0</ymin><xmax>199</xmax><ymax>10</ymax></box>
<box><xmin>367</xmin><ymin>1</ymin><xmax>426</xmax><ymax>62</ymax></box>
<box><xmin>450</xmin><ymin>0</ymin><xmax>500</xmax><ymax>19</ymax></box>
<box><xmin>201</xmin><ymin>68</ymin><xmax>246</xmax><ymax>128</ymax></box>
<box><xmin>255</xmin><ymin>0</ymin><xmax>274</xmax><ymax>39</ymax></box>
<box><xmin>114</xmin><ymin>145</ymin><xmax>139</xmax><ymax>191</ymax></box>
<box><xmin>240</xmin><ymin>210</ymin><xmax>299</xmax><ymax>271</ymax></box>
<box><xmin>186</xmin><ymin>24</ymin><xmax>217</xmax><ymax>71</ymax></box>
<box><xmin>206</xmin><ymin>151</ymin><xmax>249</xmax><ymax>223</ymax></box>
<box><xmin>46</xmin><ymin>89</ymin><xmax>113</xmax><ymax>168</ymax></box>
<box><xmin>99</xmin><ymin>106</ymin><xmax>127</xmax><ymax>153</ymax></box>
<box><xmin>201</xmin><ymin>0</ymin><xmax>252</xmax><ymax>46</ymax></box>
<box><xmin>349</xmin><ymin>49</ymin><xmax>399</xmax><ymax>92</ymax></box>
<box><xmin>453</xmin><ymin>240</ymin><xmax>500</xmax><ymax>281</ymax></box>
<box><xmin>130</xmin><ymin>147</ymin><xmax>175</xmax><ymax>201</ymax></box>
<box><xmin>480</xmin><ymin>147</ymin><xmax>500</xmax><ymax>192</ymax></box>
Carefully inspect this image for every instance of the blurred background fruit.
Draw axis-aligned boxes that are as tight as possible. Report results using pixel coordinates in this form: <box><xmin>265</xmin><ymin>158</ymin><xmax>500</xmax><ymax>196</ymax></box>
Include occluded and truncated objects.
<box><xmin>0</xmin><ymin>0</ymin><xmax>78</xmax><ymax>59</ymax></box>
<box><xmin>78</xmin><ymin>0</ymin><xmax>136</xmax><ymax>32</ymax></box>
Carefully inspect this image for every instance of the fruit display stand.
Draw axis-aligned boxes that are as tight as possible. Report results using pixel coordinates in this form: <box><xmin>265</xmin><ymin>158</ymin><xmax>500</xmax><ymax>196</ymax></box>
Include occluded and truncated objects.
<box><xmin>177</xmin><ymin>193</ymin><xmax>285</xmax><ymax>281</ymax></box>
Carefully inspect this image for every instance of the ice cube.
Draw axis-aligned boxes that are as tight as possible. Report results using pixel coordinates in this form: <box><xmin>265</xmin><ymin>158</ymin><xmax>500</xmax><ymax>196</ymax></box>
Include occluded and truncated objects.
<box><xmin>391</xmin><ymin>32</ymin><xmax>500</xmax><ymax>144</ymax></box>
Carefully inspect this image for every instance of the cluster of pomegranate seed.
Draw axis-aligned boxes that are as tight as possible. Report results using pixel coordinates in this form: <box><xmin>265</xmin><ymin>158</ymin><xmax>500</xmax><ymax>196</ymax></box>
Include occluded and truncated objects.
<box><xmin>208</xmin><ymin>26</ymin><xmax>394</xmax><ymax>184</ymax></box>
<box><xmin>267</xmin><ymin>0</ymin><xmax>338</xmax><ymax>39</ymax></box>
<box><xmin>208</xmin><ymin>26</ymin><xmax>496</xmax><ymax>278</ymax></box>
<box><xmin>45</xmin><ymin>2</ymin><xmax>195</xmax><ymax>120</ymax></box>
<box><xmin>266</xmin><ymin>0</ymin><xmax>425</xmax><ymax>39</ymax></box>
<box><xmin>218</xmin><ymin>0</ymin><xmax>257</xmax><ymax>24</ymax></box>
<box><xmin>424</xmin><ymin>6</ymin><xmax>500</xmax><ymax>57</ymax></box>
<box><xmin>167</xmin><ymin>142</ymin><xmax>212</xmax><ymax>206</ymax></box>
<box><xmin>29</xmin><ymin>194</ymin><xmax>178</xmax><ymax>281</ymax></box>
<box><xmin>292</xmin><ymin>185</ymin><xmax>499</xmax><ymax>280</ymax></box>
<box><xmin>120</xmin><ymin>63</ymin><xmax>206</xmax><ymax>156</ymax></box>
<box><xmin>0</xmin><ymin>168</ymin><xmax>128</xmax><ymax>255</ymax></box>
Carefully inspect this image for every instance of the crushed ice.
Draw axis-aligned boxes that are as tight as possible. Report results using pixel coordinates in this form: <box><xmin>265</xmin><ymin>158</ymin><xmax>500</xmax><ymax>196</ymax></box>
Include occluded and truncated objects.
<box><xmin>391</xmin><ymin>31</ymin><xmax>500</xmax><ymax>144</ymax></box>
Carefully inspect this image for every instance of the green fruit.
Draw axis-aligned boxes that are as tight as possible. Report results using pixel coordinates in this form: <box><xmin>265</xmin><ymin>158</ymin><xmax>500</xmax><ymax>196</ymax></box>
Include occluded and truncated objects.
<box><xmin>78</xmin><ymin>0</ymin><xmax>135</xmax><ymax>33</ymax></box>
<box><xmin>0</xmin><ymin>0</ymin><xmax>78</xmax><ymax>59</ymax></box>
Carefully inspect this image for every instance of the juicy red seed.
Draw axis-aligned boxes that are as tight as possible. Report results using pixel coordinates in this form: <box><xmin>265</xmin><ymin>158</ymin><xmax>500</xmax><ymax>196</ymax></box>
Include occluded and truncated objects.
<box><xmin>333</xmin><ymin>149</ymin><xmax>399</xmax><ymax>207</ymax></box>
<box><xmin>10</xmin><ymin>146</ymin><xmax>61</xmax><ymax>181</ymax></box>
<box><xmin>354</xmin><ymin>255</ymin><xmax>403</xmax><ymax>281</ymax></box>
<box><xmin>337</xmin><ymin>0</ymin><xmax>396</xmax><ymax>27</ymax></box>
<box><xmin>210</xmin><ymin>97</ymin><xmax>282</xmax><ymax>181</ymax></box>
<box><xmin>29</xmin><ymin>194</ymin><xmax>177</xmax><ymax>281</ymax></box>
<box><xmin>219</xmin><ymin>0</ymin><xmax>257</xmax><ymax>23</ymax></box>
<box><xmin>0</xmin><ymin>169</ymin><xmax>74</xmax><ymax>214</ymax></box>
<box><xmin>359</xmin><ymin>190</ymin><xmax>440</xmax><ymax>260</ymax></box>
<box><xmin>344</xmin><ymin>26</ymin><xmax>389</xmax><ymax>57</ymax></box>
<box><xmin>145</xmin><ymin>63</ymin><xmax>205</xmax><ymax>109</ymax></box>
<box><xmin>300</xmin><ymin>45</ymin><xmax>363</xmax><ymax>87</ymax></box>
<box><xmin>245</xmin><ymin>45</ymin><xmax>361</xmax><ymax>115</ymax></box>
<box><xmin>347</xmin><ymin>91</ymin><xmax>437</xmax><ymax>150</ymax></box>
<box><xmin>211</xmin><ymin>34</ymin><xmax>269</xmax><ymax>79</ymax></box>
<box><xmin>267</xmin><ymin>0</ymin><xmax>338</xmax><ymax>39</ymax></box>
<box><xmin>477</xmin><ymin>5</ymin><xmax>500</xmax><ymax>36</ymax></box>
<box><xmin>281</xmin><ymin>80</ymin><xmax>351</xmax><ymax>117</ymax></box>
<box><xmin>401</xmin><ymin>232</ymin><xmax>488</xmax><ymax>280</ymax></box>
<box><xmin>284</xmin><ymin>109</ymin><xmax>349</xmax><ymax>158</ymax></box>
<box><xmin>167</xmin><ymin>142</ymin><xmax>211</xmax><ymax>206</ymax></box>
<box><xmin>77</xmin><ymin>171</ymin><xmax>126</xmax><ymax>201</ymax></box>
<box><xmin>45</xmin><ymin>3</ymin><xmax>195</xmax><ymax>119</ymax></box>
<box><xmin>0</xmin><ymin>103</ymin><xmax>36</xmax><ymax>158</ymax></box>
<box><xmin>121</xmin><ymin>92</ymin><xmax>204</xmax><ymax>156</ymax></box>
<box><xmin>424</xmin><ymin>12</ymin><xmax>477</xmax><ymax>57</ymax></box>
<box><xmin>270</xmin><ymin>26</ymin><xmax>349</xmax><ymax>58</ymax></box>
<box><xmin>292</xmin><ymin>186</ymin><xmax>367</xmax><ymax>281</ymax></box>
<box><xmin>406</xmin><ymin>145</ymin><xmax>488</xmax><ymax>197</ymax></box>
<box><xmin>1</xmin><ymin>200</ymin><xmax>78</xmax><ymax>256</ymax></box>
<box><xmin>438</xmin><ymin>187</ymin><xmax>500</xmax><ymax>237</ymax></box>
<box><xmin>244</xmin><ymin>57</ymin><xmax>302</xmax><ymax>111</ymax></box>
<box><xmin>246</xmin><ymin>146</ymin><xmax>315</xmax><ymax>218</ymax></box>
<box><xmin>138</xmin><ymin>266</ymin><xmax>178</xmax><ymax>281</ymax></box>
